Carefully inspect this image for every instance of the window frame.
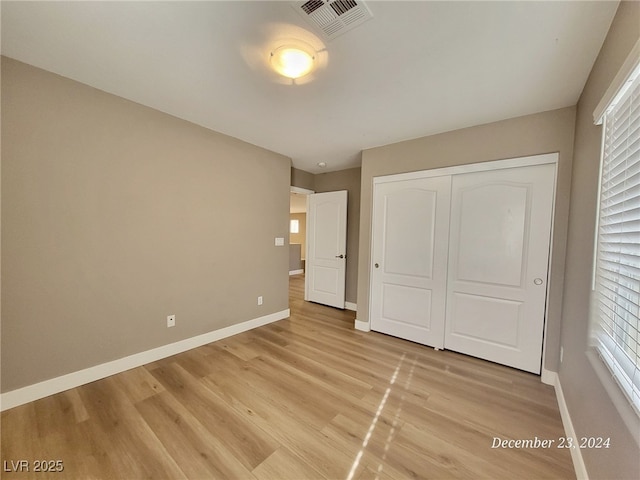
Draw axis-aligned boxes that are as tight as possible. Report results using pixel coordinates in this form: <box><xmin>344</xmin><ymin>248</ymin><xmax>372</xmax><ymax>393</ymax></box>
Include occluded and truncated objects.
<box><xmin>589</xmin><ymin>38</ymin><xmax>640</xmax><ymax>445</ymax></box>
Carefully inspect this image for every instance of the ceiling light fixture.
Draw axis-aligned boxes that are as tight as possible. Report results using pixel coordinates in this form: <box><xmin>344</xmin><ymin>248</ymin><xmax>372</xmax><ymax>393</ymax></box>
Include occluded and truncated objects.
<box><xmin>270</xmin><ymin>44</ymin><xmax>315</xmax><ymax>79</ymax></box>
<box><xmin>317</xmin><ymin>162</ymin><xmax>327</xmax><ymax>168</ymax></box>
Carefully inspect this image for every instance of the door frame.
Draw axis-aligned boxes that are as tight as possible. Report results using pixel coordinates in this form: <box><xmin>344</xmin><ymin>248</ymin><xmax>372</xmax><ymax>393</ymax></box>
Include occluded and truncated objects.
<box><xmin>290</xmin><ymin>186</ymin><xmax>315</xmax><ymax>300</ymax></box>
<box><xmin>369</xmin><ymin>153</ymin><xmax>558</xmax><ymax>372</ymax></box>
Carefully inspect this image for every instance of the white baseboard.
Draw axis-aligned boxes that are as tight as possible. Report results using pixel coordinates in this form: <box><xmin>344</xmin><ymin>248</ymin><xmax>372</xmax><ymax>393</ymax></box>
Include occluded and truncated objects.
<box><xmin>289</xmin><ymin>269</ymin><xmax>304</xmax><ymax>276</ymax></box>
<box><xmin>550</xmin><ymin>371</ymin><xmax>589</xmax><ymax>480</ymax></box>
<box><xmin>541</xmin><ymin>367</ymin><xmax>556</xmax><ymax>386</ymax></box>
<box><xmin>345</xmin><ymin>302</ymin><xmax>357</xmax><ymax>312</ymax></box>
<box><xmin>0</xmin><ymin>309</ymin><xmax>290</xmax><ymax>412</ymax></box>
<box><xmin>354</xmin><ymin>319</ymin><xmax>370</xmax><ymax>332</ymax></box>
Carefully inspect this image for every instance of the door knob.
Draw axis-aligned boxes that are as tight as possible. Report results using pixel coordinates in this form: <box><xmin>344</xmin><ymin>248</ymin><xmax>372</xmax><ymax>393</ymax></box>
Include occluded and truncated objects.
<box><xmin>374</xmin><ymin>263</ymin><xmax>379</xmax><ymax>268</ymax></box>
<box><xmin>534</xmin><ymin>278</ymin><xmax>543</xmax><ymax>285</ymax></box>
<box><xmin>335</xmin><ymin>254</ymin><xmax>345</xmax><ymax>259</ymax></box>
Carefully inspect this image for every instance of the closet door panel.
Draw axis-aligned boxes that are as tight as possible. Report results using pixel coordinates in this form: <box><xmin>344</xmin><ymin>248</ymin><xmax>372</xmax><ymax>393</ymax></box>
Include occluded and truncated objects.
<box><xmin>370</xmin><ymin>176</ymin><xmax>451</xmax><ymax>348</ymax></box>
<box><xmin>444</xmin><ymin>164</ymin><xmax>555</xmax><ymax>373</ymax></box>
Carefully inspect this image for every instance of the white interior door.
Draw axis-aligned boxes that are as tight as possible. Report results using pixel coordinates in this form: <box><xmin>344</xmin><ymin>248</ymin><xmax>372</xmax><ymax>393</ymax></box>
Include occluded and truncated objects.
<box><xmin>306</xmin><ymin>191</ymin><xmax>347</xmax><ymax>309</ymax></box>
<box><xmin>370</xmin><ymin>176</ymin><xmax>451</xmax><ymax>348</ymax></box>
<box><xmin>444</xmin><ymin>164</ymin><xmax>555</xmax><ymax>373</ymax></box>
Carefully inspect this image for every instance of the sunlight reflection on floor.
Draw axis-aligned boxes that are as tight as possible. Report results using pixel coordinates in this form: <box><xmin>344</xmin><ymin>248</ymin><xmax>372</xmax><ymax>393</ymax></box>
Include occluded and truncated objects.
<box><xmin>346</xmin><ymin>351</ymin><xmax>418</xmax><ymax>480</ymax></box>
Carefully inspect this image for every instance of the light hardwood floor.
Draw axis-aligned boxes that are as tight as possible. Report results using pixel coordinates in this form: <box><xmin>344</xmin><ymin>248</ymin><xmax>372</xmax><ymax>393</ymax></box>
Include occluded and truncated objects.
<box><xmin>1</xmin><ymin>275</ymin><xmax>574</xmax><ymax>479</ymax></box>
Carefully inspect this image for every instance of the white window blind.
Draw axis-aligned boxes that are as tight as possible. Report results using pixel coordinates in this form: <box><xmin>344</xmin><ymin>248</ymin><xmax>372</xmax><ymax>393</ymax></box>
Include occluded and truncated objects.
<box><xmin>592</xmin><ymin>68</ymin><xmax>640</xmax><ymax>414</ymax></box>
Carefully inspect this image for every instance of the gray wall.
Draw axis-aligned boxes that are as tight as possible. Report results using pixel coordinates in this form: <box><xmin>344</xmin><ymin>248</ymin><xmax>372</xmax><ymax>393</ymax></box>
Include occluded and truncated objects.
<box><xmin>314</xmin><ymin>167</ymin><xmax>361</xmax><ymax>305</ymax></box>
<box><xmin>358</xmin><ymin>107</ymin><xmax>576</xmax><ymax>373</ymax></box>
<box><xmin>560</xmin><ymin>2</ymin><xmax>640</xmax><ymax>478</ymax></box>
<box><xmin>1</xmin><ymin>58</ymin><xmax>291</xmax><ymax>392</ymax></box>
<box><xmin>291</xmin><ymin>167</ymin><xmax>315</xmax><ymax>191</ymax></box>
<box><xmin>289</xmin><ymin>244</ymin><xmax>302</xmax><ymax>272</ymax></box>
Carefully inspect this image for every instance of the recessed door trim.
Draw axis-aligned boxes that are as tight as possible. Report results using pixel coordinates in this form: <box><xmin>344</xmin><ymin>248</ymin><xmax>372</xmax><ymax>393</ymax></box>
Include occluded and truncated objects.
<box><xmin>373</xmin><ymin>153</ymin><xmax>558</xmax><ymax>185</ymax></box>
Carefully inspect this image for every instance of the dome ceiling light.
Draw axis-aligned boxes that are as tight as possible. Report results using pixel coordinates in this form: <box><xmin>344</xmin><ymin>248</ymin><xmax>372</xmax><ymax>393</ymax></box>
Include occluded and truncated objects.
<box><xmin>270</xmin><ymin>45</ymin><xmax>316</xmax><ymax>79</ymax></box>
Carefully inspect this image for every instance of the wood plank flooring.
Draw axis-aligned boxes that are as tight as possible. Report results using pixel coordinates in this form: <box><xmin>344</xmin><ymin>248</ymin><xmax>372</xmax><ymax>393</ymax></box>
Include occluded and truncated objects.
<box><xmin>1</xmin><ymin>275</ymin><xmax>574</xmax><ymax>479</ymax></box>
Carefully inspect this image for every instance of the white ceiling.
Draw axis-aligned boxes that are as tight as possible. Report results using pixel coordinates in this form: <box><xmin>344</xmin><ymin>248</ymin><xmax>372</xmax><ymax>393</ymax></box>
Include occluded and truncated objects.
<box><xmin>1</xmin><ymin>1</ymin><xmax>618</xmax><ymax>174</ymax></box>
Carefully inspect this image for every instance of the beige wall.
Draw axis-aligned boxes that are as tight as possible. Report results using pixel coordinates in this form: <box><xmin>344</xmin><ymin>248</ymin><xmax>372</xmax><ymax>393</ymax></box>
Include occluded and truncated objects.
<box><xmin>1</xmin><ymin>58</ymin><xmax>292</xmax><ymax>392</ymax></box>
<box><xmin>291</xmin><ymin>167</ymin><xmax>314</xmax><ymax>191</ymax></box>
<box><xmin>559</xmin><ymin>2</ymin><xmax>639</xmax><ymax>478</ymax></box>
<box><xmin>358</xmin><ymin>107</ymin><xmax>576</xmax><ymax>373</ymax></box>
<box><xmin>289</xmin><ymin>213</ymin><xmax>306</xmax><ymax>259</ymax></box>
<box><xmin>314</xmin><ymin>167</ymin><xmax>361</xmax><ymax>305</ymax></box>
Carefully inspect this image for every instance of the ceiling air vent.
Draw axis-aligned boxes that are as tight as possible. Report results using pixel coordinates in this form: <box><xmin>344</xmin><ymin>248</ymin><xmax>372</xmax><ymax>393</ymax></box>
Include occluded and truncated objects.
<box><xmin>291</xmin><ymin>0</ymin><xmax>373</xmax><ymax>41</ymax></box>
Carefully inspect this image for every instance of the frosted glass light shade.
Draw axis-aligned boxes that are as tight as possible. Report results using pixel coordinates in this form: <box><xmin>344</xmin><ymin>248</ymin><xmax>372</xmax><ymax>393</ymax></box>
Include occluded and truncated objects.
<box><xmin>270</xmin><ymin>46</ymin><xmax>315</xmax><ymax>79</ymax></box>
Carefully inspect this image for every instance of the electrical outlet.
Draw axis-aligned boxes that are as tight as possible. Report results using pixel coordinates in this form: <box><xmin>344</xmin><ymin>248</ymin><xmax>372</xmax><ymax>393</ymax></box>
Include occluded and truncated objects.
<box><xmin>167</xmin><ymin>314</ymin><xmax>176</xmax><ymax>328</ymax></box>
<box><xmin>257</xmin><ymin>296</ymin><xmax>263</xmax><ymax>306</ymax></box>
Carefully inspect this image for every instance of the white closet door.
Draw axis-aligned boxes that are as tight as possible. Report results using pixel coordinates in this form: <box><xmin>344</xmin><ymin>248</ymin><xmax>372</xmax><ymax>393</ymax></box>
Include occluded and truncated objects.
<box><xmin>444</xmin><ymin>164</ymin><xmax>555</xmax><ymax>373</ymax></box>
<box><xmin>370</xmin><ymin>176</ymin><xmax>451</xmax><ymax>348</ymax></box>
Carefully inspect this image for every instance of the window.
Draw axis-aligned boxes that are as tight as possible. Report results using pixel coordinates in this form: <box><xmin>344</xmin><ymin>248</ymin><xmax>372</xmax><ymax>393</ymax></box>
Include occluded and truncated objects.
<box><xmin>591</xmin><ymin>61</ymin><xmax>640</xmax><ymax>415</ymax></box>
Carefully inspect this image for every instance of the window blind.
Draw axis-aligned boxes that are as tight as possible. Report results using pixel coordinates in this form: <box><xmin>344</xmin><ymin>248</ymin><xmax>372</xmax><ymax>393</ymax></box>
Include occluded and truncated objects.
<box><xmin>593</xmin><ymin>69</ymin><xmax>640</xmax><ymax>414</ymax></box>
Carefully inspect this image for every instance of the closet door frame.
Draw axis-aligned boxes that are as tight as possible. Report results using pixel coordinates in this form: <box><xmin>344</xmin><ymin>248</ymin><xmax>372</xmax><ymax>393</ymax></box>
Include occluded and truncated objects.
<box><xmin>369</xmin><ymin>153</ymin><xmax>558</xmax><ymax>368</ymax></box>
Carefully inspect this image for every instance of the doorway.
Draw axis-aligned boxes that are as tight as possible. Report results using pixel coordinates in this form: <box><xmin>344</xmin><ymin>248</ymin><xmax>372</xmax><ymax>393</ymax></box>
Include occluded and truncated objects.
<box><xmin>289</xmin><ymin>187</ymin><xmax>310</xmax><ymax>276</ymax></box>
<box><xmin>290</xmin><ymin>186</ymin><xmax>349</xmax><ymax>310</ymax></box>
